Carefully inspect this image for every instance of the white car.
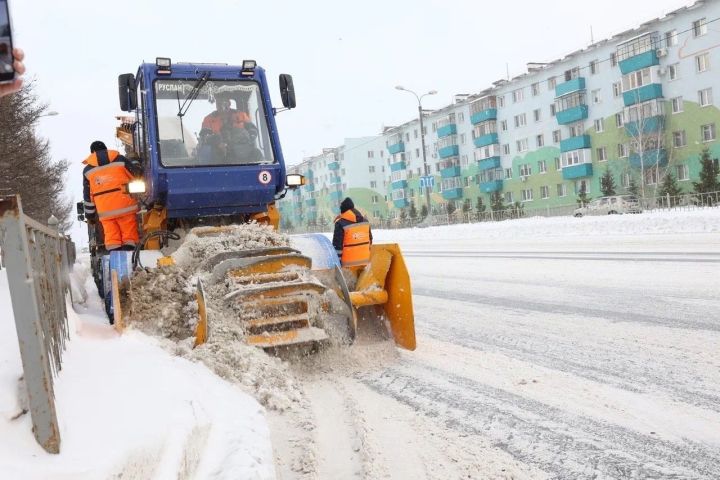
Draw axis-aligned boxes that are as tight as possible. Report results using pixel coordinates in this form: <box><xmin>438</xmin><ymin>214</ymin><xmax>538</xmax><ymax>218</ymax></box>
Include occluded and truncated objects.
<box><xmin>574</xmin><ymin>195</ymin><xmax>642</xmax><ymax>217</ymax></box>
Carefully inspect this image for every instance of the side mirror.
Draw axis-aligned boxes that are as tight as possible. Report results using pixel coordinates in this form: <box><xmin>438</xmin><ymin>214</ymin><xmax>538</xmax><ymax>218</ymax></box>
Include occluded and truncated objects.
<box><xmin>76</xmin><ymin>201</ymin><xmax>85</xmax><ymax>215</ymax></box>
<box><xmin>77</xmin><ymin>214</ymin><xmax>85</xmax><ymax>222</ymax></box>
<box><xmin>118</xmin><ymin>73</ymin><xmax>137</xmax><ymax>112</ymax></box>
<box><xmin>286</xmin><ymin>173</ymin><xmax>305</xmax><ymax>188</ymax></box>
<box><xmin>279</xmin><ymin>74</ymin><xmax>296</xmax><ymax>109</ymax></box>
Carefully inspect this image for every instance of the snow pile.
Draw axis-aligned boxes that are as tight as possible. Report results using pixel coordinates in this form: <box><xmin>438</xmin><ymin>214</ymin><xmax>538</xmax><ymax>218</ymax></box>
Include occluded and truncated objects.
<box><xmin>374</xmin><ymin>208</ymin><xmax>720</xmax><ymax>243</ymax></box>
<box><xmin>0</xmin><ymin>267</ymin><xmax>275</xmax><ymax>479</ymax></box>
<box><xmin>127</xmin><ymin>223</ymin><xmax>306</xmax><ymax>412</ymax></box>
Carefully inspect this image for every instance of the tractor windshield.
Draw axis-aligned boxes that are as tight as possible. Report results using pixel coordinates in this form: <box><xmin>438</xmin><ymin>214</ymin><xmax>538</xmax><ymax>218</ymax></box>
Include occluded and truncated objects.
<box><xmin>154</xmin><ymin>79</ymin><xmax>276</xmax><ymax>167</ymax></box>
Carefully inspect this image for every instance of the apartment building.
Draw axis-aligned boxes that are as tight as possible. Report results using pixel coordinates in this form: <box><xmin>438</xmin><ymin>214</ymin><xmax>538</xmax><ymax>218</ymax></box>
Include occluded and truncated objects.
<box><xmin>282</xmin><ymin>0</ymin><xmax>720</xmax><ymax>224</ymax></box>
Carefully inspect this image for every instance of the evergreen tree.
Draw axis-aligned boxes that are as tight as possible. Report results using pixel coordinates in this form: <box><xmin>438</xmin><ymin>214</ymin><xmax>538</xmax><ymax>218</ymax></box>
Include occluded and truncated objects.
<box><xmin>627</xmin><ymin>177</ymin><xmax>640</xmax><ymax>196</ymax></box>
<box><xmin>420</xmin><ymin>204</ymin><xmax>428</xmax><ymax>219</ymax></box>
<box><xmin>490</xmin><ymin>191</ymin><xmax>505</xmax><ymax>212</ymax></box>
<box><xmin>693</xmin><ymin>148</ymin><xmax>720</xmax><ymax>194</ymax></box>
<box><xmin>445</xmin><ymin>201</ymin><xmax>456</xmax><ymax>215</ymax></box>
<box><xmin>409</xmin><ymin>200</ymin><xmax>418</xmax><ymax>220</ymax></box>
<box><xmin>658</xmin><ymin>172</ymin><xmax>682</xmax><ymax>206</ymax></box>
<box><xmin>399</xmin><ymin>208</ymin><xmax>408</xmax><ymax>221</ymax></box>
<box><xmin>600</xmin><ymin>167</ymin><xmax>617</xmax><ymax>196</ymax></box>
<box><xmin>475</xmin><ymin>196</ymin><xmax>486</xmax><ymax>214</ymax></box>
<box><xmin>462</xmin><ymin>198</ymin><xmax>471</xmax><ymax>213</ymax></box>
<box><xmin>576</xmin><ymin>183</ymin><xmax>591</xmax><ymax>206</ymax></box>
<box><xmin>512</xmin><ymin>201</ymin><xmax>525</xmax><ymax>218</ymax></box>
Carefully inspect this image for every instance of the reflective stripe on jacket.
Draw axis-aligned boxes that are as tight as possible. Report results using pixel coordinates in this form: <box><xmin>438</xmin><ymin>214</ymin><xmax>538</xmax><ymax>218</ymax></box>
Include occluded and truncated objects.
<box><xmin>334</xmin><ymin>209</ymin><xmax>371</xmax><ymax>267</ymax></box>
<box><xmin>202</xmin><ymin>110</ymin><xmax>251</xmax><ymax>134</ymax></box>
<box><xmin>83</xmin><ymin>150</ymin><xmax>139</xmax><ymax>221</ymax></box>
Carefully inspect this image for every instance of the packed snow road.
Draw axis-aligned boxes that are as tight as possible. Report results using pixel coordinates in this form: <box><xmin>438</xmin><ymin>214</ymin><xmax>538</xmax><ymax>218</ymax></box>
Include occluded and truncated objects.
<box><xmin>272</xmin><ymin>218</ymin><xmax>720</xmax><ymax>479</ymax></box>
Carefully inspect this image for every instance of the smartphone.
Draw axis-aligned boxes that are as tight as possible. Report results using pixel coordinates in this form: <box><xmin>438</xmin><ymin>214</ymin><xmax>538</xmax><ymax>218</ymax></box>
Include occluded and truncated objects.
<box><xmin>0</xmin><ymin>0</ymin><xmax>15</xmax><ymax>84</ymax></box>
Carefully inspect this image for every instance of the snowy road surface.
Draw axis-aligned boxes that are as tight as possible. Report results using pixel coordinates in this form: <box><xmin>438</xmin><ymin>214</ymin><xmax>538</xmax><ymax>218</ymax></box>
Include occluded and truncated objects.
<box><xmin>272</xmin><ymin>215</ymin><xmax>720</xmax><ymax>479</ymax></box>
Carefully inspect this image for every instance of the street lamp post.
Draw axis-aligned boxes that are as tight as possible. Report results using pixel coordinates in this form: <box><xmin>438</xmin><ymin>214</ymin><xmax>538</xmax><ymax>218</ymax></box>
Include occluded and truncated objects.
<box><xmin>395</xmin><ymin>86</ymin><xmax>437</xmax><ymax>215</ymax></box>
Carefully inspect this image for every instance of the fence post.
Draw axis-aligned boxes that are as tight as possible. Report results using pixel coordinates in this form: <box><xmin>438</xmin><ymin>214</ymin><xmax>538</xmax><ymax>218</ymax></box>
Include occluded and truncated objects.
<box><xmin>0</xmin><ymin>196</ymin><xmax>61</xmax><ymax>453</ymax></box>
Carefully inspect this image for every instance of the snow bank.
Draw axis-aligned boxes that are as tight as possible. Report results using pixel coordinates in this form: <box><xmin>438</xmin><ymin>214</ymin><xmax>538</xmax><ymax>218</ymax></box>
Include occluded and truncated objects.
<box><xmin>0</xmin><ymin>268</ymin><xmax>275</xmax><ymax>479</ymax></box>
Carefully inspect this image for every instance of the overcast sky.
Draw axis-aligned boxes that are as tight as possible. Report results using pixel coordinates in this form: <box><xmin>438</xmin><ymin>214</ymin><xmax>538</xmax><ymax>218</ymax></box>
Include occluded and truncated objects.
<box><xmin>11</xmin><ymin>0</ymin><xmax>690</xmax><ymax>243</ymax></box>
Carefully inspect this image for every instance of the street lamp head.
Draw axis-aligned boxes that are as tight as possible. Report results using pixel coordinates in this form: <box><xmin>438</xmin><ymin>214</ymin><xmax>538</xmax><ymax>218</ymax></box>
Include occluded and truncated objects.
<box><xmin>427</xmin><ymin>90</ymin><xmax>438</xmax><ymax>95</ymax></box>
<box><xmin>45</xmin><ymin>111</ymin><xmax>60</xmax><ymax>116</ymax></box>
<box><xmin>395</xmin><ymin>85</ymin><xmax>405</xmax><ymax>91</ymax></box>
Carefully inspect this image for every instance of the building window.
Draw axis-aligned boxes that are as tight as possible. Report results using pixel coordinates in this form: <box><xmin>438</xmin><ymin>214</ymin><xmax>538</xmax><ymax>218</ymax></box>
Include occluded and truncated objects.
<box><xmin>666</xmin><ymin>29</ymin><xmax>678</xmax><ymax>46</ymax></box>
<box><xmin>497</xmin><ymin>95</ymin><xmax>505</xmax><ymax>108</ymax></box>
<box><xmin>576</xmin><ymin>179</ymin><xmax>591</xmax><ymax>195</ymax></box>
<box><xmin>644</xmin><ymin>168</ymin><xmax>658</xmax><ymax>186</ymax></box>
<box><xmin>540</xmin><ymin>185</ymin><xmax>550</xmax><ymax>199</ymax></box>
<box><xmin>519</xmin><ymin>164</ymin><xmax>532</xmax><ymax>176</ymax></box>
<box><xmin>597</xmin><ymin>147</ymin><xmax>607</xmax><ymax>161</ymax></box>
<box><xmin>676</xmin><ymin>164</ymin><xmax>689</xmax><ymax>181</ymax></box>
<box><xmin>568</xmin><ymin>122</ymin><xmax>584</xmax><ymax>137</ymax></box>
<box><xmin>612</xmin><ymin>82</ymin><xmax>622</xmax><ymax>97</ymax></box>
<box><xmin>516</xmin><ymin>138</ymin><xmax>529</xmax><ymax>153</ymax></box>
<box><xmin>618</xmin><ymin>143</ymin><xmax>629</xmax><ymax>158</ymax></box>
<box><xmin>500</xmin><ymin>120</ymin><xmax>508</xmax><ymax>131</ymax></box>
<box><xmin>594</xmin><ymin>118</ymin><xmax>604</xmax><ymax>133</ymax></box>
<box><xmin>538</xmin><ymin>160</ymin><xmax>547</xmax><ymax>173</ymax></box>
<box><xmin>552</xmin><ymin>130</ymin><xmax>561</xmax><ymax>143</ymax></box>
<box><xmin>557</xmin><ymin>183</ymin><xmax>567</xmax><ymax>197</ymax></box>
<box><xmin>672</xmin><ymin>96</ymin><xmax>684</xmax><ymax>113</ymax></box>
<box><xmin>504</xmin><ymin>192</ymin><xmax>514</xmax><ymax>204</ymax></box>
<box><xmin>531</xmin><ymin>82</ymin><xmax>540</xmax><ymax>96</ymax></box>
<box><xmin>610</xmin><ymin>52</ymin><xmax>617</xmax><ymax>67</ymax></box>
<box><xmin>514</xmin><ymin>113</ymin><xmax>527</xmax><ymax>128</ymax></box>
<box><xmin>369</xmin><ymin>165</ymin><xmax>375</xmax><ymax>173</ymax></box>
<box><xmin>502</xmin><ymin>144</ymin><xmax>510</xmax><ymax>155</ymax></box>
<box><xmin>368</xmin><ymin>151</ymin><xmax>374</xmax><ymax>158</ymax></box>
<box><xmin>668</xmin><ymin>63</ymin><xmax>679</xmax><ymax>80</ymax></box>
<box><xmin>536</xmin><ymin>134</ymin><xmax>545</xmax><ymax>147</ymax></box>
<box><xmin>521</xmin><ymin>189</ymin><xmax>533</xmax><ymax>202</ymax></box>
<box><xmin>533</xmin><ymin>108</ymin><xmax>541</xmax><ymax>122</ymax></box>
<box><xmin>512</xmin><ymin>88</ymin><xmax>524</xmax><ymax>103</ymax></box>
<box><xmin>461</xmin><ymin>154</ymin><xmax>469</xmax><ymax>166</ymax></box>
<box><xmin>460</xmin><ymin>133</ymin><xmax>466</xmax><ymax>145</ymax></box>
<box><xmin>547</xmin><ymin>77</ymin><xmax>557</xmax><ymax>90</ymax></box>
<box><xmin>701</xmin><ymin>123</ymin><xmax>716</xmax><ymax>142</ymax></box>
<box><xmin>458</xmin><ymin>112</ymin><xmax>465</xmax><ymax>123</ymax></box>
<box><xmin>550</xmin><ymin>104</ymin><xmax>556</xmax><ymax>117</ymax></box>
<box><xmin>416</xmin><ymin>148</ymin><xmax>421</xmax><ymax>158</ymax></box>
<box><xmin>463</xmin><ymin>177</ymin><xmax>470</xmax><ymax>187</ymax></box>
<box><xmin>554</xmin><ymin>157</ymin><xmax>561</xmax><ymax>170</ymax></box>
<box><xmin>592</xmin><ymin>89</ymin><xmax>602</xmax><ymax>104</ymax></box>
<box><xmin>405</xmin><ymin>132</ymin><xmax>410</xmax><ymax>142</ymax></box>
<box><xmin>693</xmin><ymin>18</ymin><xmax>707</xmax><ymax>37</ymax></box>
<box><xmin>673</xmin><ymin>130</ymin><xmax>687</xmax><ymax>148</ymax></box>
<box><xmin>371</xmin><ymin>195</ymin><xmax>379</xmax><ymax>204</ymax></box>
<box><xmin>696</xmin><ymin>53</ymin><xmax>710</xmax><ymax>73</ymax></box>
<box><xmin>699</xmin><ymin>88</ymin><xmax>713</xmax><ymax>107</ymax></box>
<box><xmin>621</xmin><ymin>68</ymin><xmax>651</xmax><ymax>92</ymax></box>
<box><xmin>615</xmin><ymin>112</ymin><xmax>625</xmax><ymax>128</ymax></box>
<box><xmin>370</xmin><ymin>181</ymin><xmax>377</xmax><ymax>188</ymax></box>
<box><xmin>590</xmin><ymin>60</ymin><xmax>598</xmax><ymax>74</ymax></box>
<box><xmin>505</xmin><ymin>168</ymin><xmax>513</xmax><ymax>179</ymax></box>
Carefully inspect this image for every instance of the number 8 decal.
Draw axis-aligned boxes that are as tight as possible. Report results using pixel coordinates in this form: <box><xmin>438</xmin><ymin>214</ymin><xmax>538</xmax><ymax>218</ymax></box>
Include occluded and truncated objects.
<box><xmin>258</xmin><ymin>170</ymin><xmax>272</xmax><ymax>185</ymax></box>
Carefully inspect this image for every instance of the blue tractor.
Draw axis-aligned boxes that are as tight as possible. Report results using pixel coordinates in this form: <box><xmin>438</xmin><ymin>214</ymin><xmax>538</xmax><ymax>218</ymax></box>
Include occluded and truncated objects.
<box><xmin>79</xmin><ymin>58</ymin><xmax>416</xmax><ymax>352</ymax></box>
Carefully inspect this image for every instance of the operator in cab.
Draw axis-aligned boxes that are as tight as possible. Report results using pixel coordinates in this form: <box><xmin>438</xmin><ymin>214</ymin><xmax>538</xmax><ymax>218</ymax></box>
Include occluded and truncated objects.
<box><xmin>332</xmin><ymin>197</ymin><xmax>373</xmax><ymax>268</ymax></box>
<box><xmin>82</xmin><ymin>141</ymin><xmax>143</xmax><ymax>251</ymax></box>
<box><xmin>199</xmin><ymin>96</ymin><xmax>262</xmax><ymax>164</ymax></box>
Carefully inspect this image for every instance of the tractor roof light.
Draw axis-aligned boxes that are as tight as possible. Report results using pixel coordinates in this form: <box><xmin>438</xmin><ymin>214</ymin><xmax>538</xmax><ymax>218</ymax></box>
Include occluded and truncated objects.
<box><xmin>241</xmin><ymin>59</ymin><xmax>257</xmax><ymax>76</ymax></box>
<box><xmin>156</xmin><ymin>57</ymin><xmax>172</xmax><ymax>75</ymax></box>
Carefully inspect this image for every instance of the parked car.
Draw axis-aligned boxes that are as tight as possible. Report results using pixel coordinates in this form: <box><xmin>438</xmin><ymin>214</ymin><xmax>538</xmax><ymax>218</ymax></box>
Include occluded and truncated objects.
<box><xmin>573</xmin><ymin>195</ymin><xmax>642</xmax><ymax>217</ymax></box>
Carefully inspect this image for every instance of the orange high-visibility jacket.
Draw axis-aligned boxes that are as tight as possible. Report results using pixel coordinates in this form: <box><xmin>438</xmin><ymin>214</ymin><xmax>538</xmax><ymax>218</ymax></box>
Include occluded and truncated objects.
<box><xmin>82</xmin><ymin>150</ymin><xmax>139</xmax><ymax>220</ymax></box>
<box><xmin>333</xmin><ymin>209</ymin><xmax>372</xmax><ymax>267</ymax></box>
<box><xmin>202</xmin><ymin>110</ymin><xmax>251</xmax><ymax>134</ymax></box>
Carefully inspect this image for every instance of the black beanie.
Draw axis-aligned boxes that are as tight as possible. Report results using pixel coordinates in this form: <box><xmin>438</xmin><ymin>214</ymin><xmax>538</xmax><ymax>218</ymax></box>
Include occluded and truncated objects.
<box><xmin>340</xmin><ymin>197</ymin><xmax>354</xmax><ymax>213</ymax></box>
<box><xmin>90</xmin><ymin>141</ymin><xmax>107</xmax><ymax>153</ymax></box>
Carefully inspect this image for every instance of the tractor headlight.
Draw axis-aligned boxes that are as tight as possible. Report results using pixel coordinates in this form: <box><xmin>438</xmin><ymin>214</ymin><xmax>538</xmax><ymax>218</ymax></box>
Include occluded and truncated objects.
<box><xmin>286</xmin><ymin>174</ymin><xmax>305</xmax><ymax>188</ymax></box>
<box><xmin>128</xmin><ymin>179</ymin><xmax>146</xmax><ymax>194</ymax></box>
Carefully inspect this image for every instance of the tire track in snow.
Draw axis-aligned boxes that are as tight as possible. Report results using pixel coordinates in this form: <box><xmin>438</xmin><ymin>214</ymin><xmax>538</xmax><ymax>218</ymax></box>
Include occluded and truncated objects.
<box><xmin>414</xmin><ymin>289</ymin><xmax>720</xmax><ymax>411</ymax></box>
<box><xmin>358</xmin><ymin>362</ymin><xmax>720</xmax><ymax>479</ymax></box>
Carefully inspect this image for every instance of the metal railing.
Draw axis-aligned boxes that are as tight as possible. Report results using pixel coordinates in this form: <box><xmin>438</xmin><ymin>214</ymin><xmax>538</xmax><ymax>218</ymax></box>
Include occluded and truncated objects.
<box><xmin>280</xmin><ymin>190</ymin><xmax>720</xmax><ymax>234</ymax></box>
<box><xmin>0</xmin><ymin>195</ymin><xmax>75</xmax><ymax>454</ymax></box>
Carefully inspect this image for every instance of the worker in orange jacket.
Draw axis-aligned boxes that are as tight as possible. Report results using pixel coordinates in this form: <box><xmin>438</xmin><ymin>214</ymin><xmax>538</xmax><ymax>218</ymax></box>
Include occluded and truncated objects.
<box><xmin>332</xmin><ymin>197</ymin><xmax>372</xmax><ymax>268</ymax></box>
<box><xmin>200</xmin><ymin>97</ymin><xmax>261</xmax><ymax>163</ymax></box>
<box><xmin>82</xmin><ymin>141</ymin><xmax>142</xmax><ymax>251</ymax></box>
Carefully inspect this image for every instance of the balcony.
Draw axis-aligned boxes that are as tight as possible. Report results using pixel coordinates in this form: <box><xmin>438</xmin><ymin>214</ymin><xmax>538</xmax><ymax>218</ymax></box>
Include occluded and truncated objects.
<box><xmin>305</xmin><ymin>197</ymin><xmax>317</xmax><ymax>206</ymax></box>
<box><xmin>328</xmin><ymin>161</ymin><xmax>340</xmax><ymax>170</ymax></box>
<box><xmin>623</xmin><ymin>84</ymin><xmax>663</xmax><ymax>106</ymax></box>
<box><xmin>304</xmin><ymin>183</ymin><xmax>315</xmax><ymax>192</ymax></box>
<box><xmin>479</xmin><ymin>180</ymin><xmax>503</xmax><ymax>193</ymax></box>
<box><xmin>442</xmin><ymin>188</ymin><xmax>464</xmax><ymax>200</ymax></box>
<box><xmin>473</xmin><ymin>133</ymin><xmax>499</xmax><ymax>148</ymax></box>
<box><xmin>560</xmin><ymin>134</ymin><xmax>591</xmax><ymax>153</ymax></box>
<box><xmin>471</xmin><ymin>108</ymin><xmax>497</xmax><ymax>125</ymax></box>
<box><xmin>391</xmin><ymin>180</ymin><xmax>408</xmax><ymax>189</ymax></box>
<box><xmin>388</xmin><ymin>142</ymin><xmax>405</xmax><ymax>155</ymax></box>
<box><xmin>556</xmin><ymin>105</ymin><xmax>589</xmax><ymax>125</ymax></box>
<box><xmin>439</xmin><ymin>145</ymin><xmax>459</xmax><ymax>158</ymax></box>
<box><xmin>329</xmin><ymin>190</ymin><xmax>343</xmax><ymax>201</ymax></box>
<box><xmin>478</xmin><ymin>156</ymin><xmax>501</xmax><ymax>171</ymax></box>
<box><xmin>555</xmin><ymin>77</ymin><xmax>586</xmax><ymax>98</ymax></box>
<box><xmin>629</xmin><ymin>148</ymin><xmax>668</xmax><ymax>169</ymax></box>
<box><xmin>441</xmin><ymin>165</ymin><xmax>461</xmax><ymax>178</ymax></box>
<box><xmin>619</xmin><ymin>50</ymin><xmax>660</xmax><ymax>75</ymax></box>
<box><xmin>329</xmin><ymin>176</ymin><xmax>341</xmax><ymax>185</ymax></box>
<box><xmin>625</xmin><ymin>115</ymin><xmax>665</xmax><ymax>136</ymax></box>
<box><xmin>393</xmin><ymin>198</ymin><xmax>409</xmax><ymax>209</ymax></box>
<box><xmin>562</xmin><ymin>163</ymin><xmax>593</xmax><ymax>180</ymax></box>
<box><xmin>437</xmin><ymin>123</ymin><xmax>457</xmax><ymax>138</ymax></box>
<box><xmin>390</xmin><ymin>161</ymin><xmax>406</xmax><ymax>172</ymax></box>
